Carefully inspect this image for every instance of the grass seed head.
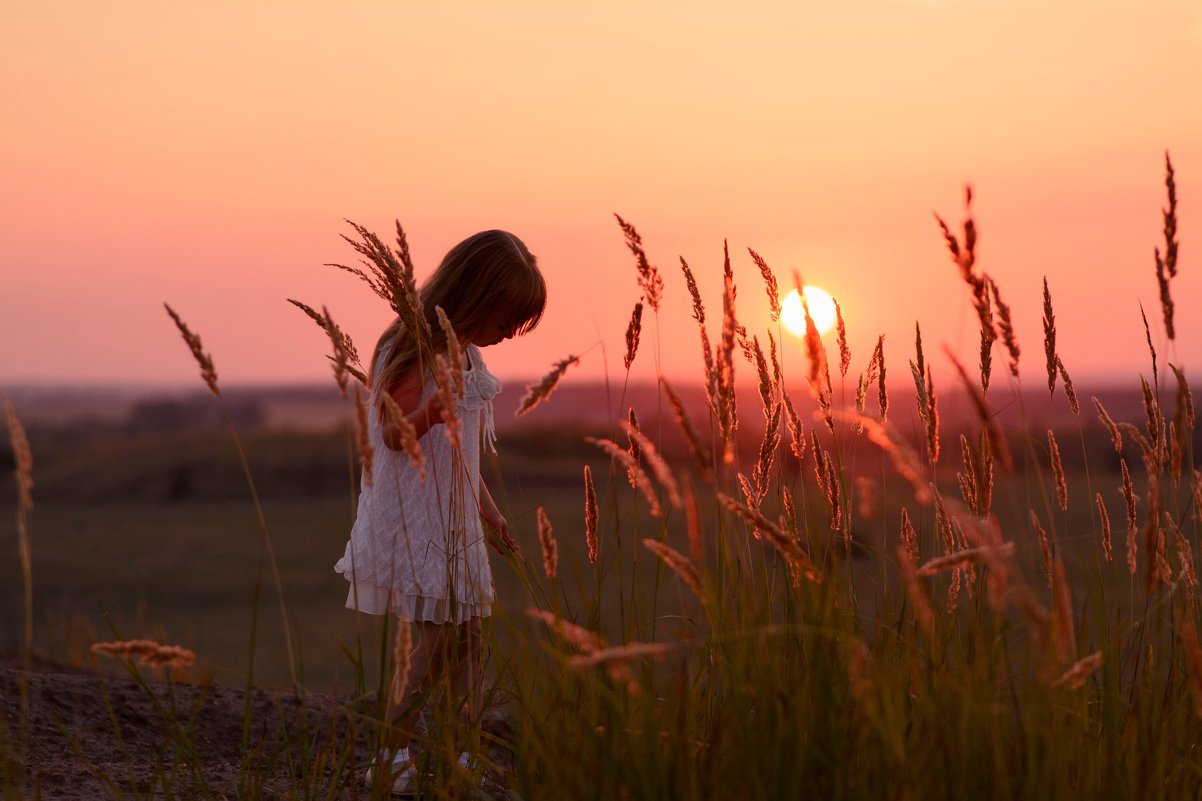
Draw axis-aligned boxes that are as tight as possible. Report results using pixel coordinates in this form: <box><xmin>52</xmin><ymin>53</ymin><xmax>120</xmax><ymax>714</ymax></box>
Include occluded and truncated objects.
<box><xmin>164</xmin><ymin>304</ymin><xmax>220</xmax><ymax>397</ymax></box>
<box><xmin>623</xmin><ymin>301</ymin><xmax>644</xmax><ymax>370</ymax></box>
<box><xmin>516</xmin><ymin>355</ymin><xmax>580</xmax><ymax>417</ymax></box>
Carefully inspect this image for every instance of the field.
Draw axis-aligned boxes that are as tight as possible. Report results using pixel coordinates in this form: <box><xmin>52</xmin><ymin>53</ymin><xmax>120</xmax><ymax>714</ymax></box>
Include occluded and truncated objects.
<box><xmin>2</xmin><ymin>165</ymin><xmax>1201</xmax><ymax>799</ymax></box>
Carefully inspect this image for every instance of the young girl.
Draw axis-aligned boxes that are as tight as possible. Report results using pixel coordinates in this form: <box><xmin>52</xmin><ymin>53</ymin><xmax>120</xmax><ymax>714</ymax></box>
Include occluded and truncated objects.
<box><xmin>334</xmin><ymin>229</ymin><xmax>545</xmax><ymax>793</ymax></box>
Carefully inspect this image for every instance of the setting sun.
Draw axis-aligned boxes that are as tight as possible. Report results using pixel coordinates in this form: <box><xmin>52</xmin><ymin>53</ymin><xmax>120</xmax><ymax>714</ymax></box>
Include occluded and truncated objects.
<box><xmin>781</xmin><ymin>287</ymin><xmax>838</xmax><ymax>338</ymax></box>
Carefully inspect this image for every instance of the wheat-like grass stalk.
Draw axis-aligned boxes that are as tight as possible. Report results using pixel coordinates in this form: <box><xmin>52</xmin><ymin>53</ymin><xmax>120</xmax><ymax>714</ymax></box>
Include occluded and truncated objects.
<box><xmin>835</xmin><ymin>411</ymin><xmax>933</xmax><ymax>505</ymax></box>
<box><xmin>958</xmin><ymin>434</ymin><xmax>979</xmax><ymax>514</ymax></box>
<box><xmin>835</xmin><ymin>299</ymin><xmax>850</xmax><ymax>378</ymax></box>
<box><xmin>944</xmin><ymin>348</ymin><xmax>1013</xmax><ymax>472</ymax></box>
<box><xmin>353</xmin><ymin>386</ymin><xmax>375</xmax><ymax>488</ymax></box>
<box><xmin>683</xmin><ymin>480</ymin><xmax>704</xmax><ymax>562</ymax></box>
<box><xmin>751</xmin><ymin>403</ymin><xmax>781</xmax><ymax>505</ymax></box>
<box><xmin>435</xmin><ymin>306</ymin><xmax>465</xmax><ymax>398</ymax></box>
<box><xmin>1057</xmin><ymin>358</ymin><xmax>1080</xmax><ymax>415</ymax></box>
<box><xmin>392</xmin><ymin>618</ymin><xmax>412</xmax><ymax>706</ymax></box>
<box><xmin>378</xmin><ymin>391</ymin><xmax>426</xmax><ymax>479</ymax></box>
<box><xmin>537</xmin><ymin>506</ymin><xmax>558</xmax><ymax>580</ymax></box>
<box><xmin>642</xmin><ymin>538</ymin><xmax>703</xmax><ymax>598</ymax></box>
<box><xmin>586</xmin><ymin>436</ymin><xmax>661</xmax><ymax>517</ymax></box>
<box><xmin>1051</xmin><ymin>557</ymin><xmax>1075</xmax><ymax>664</ymax></box>
<box><xmin>717</xmin><ymin>243</ymin><xmax>740</xmax><ymax>464</ymax></box>
<box><xmin>751</xmin><ymin>335</ymin><xmax>775</xmax><ymax>417</ymax></box>
<box><xmin>661</xmin><ymin>378</ymin><xmax>713</xmax><ymax>482</ymax></box>
<box><xmin>287</xmin><ymin>299</ymin><xmax>367</xmax><ymax>389</ymax></box>
<box><xmin>566</xmin><ymin>641</ymin><xmax>674</xmax><ymax>669</ymax></box>
<box><xmin>1095</xmin><ymin>492</ymin><xmax>1113</xmax><ymax>562</ymax></box>
<box><xmin>717</xmin><ymin>492</ymin><xmax>821</xmax><ymax>582</ymax></box>
<box><xmin>1193</xmin><ymin>470</ymin><xmax>1202</xmax><ymax>523</ymax></box>
<box><xmin>1182</xmin><ymin>618</ymin><xmax>1202</xmax><ymax>718</ymax></box>
<box><xmin>781</xmin><ymin>389</ymin><xmax>806</xmax><ymax>463</ymax></box>
<box><xmin>516</xmin><ymin>355</ymin><xmax>580</xmax><ymax>417</ymax></box>
<box><xmin>1048</xmin><ymin>430</ymin><xmax>1068</xmax><ymax>511</ymax></box>
<box><xmin>164</xmin><ymin>304</ymin><xmax>220</xmax><ymax>396</ymax></box>
<box><xmin>917</xmin><ymin>542</ymin><xmax>1016</xmax><ymax>576</ymax></box>
<box><xmin>1139</xmin><ymin>304</ymin><xmax>1160</xmax><ymax>388</ymax></box>
<box><xmin>1172</xmin><ymin>363</ymin><xmax>1194</xmax><ymax>443</ymax></box>
<box><xmin>1170</xmin><ymin>421</ymin><xmax>1183</xmax><ymax>486</ymax></box>
<box><xmin>623</xmin><ymin>301</ymin><xmax>644</xmax><ymax>370</ymax></box>
<box><xmin>432</xmin><ymin>353</ymin><xmax>462</xmax><ymax>448</ymax></box>
<box><xmin>624</xmin><ymin>408</ymin><xmax>643</xmax><ymax>489</ymax></box>
<box><xmin>3</xmin><ymin>397</ymin><xmax>34</xmax><ymax>658</ymax></box>
<box><xmin>615</xmin><ymin>214</ymin><xmax>664</xmax><ymax>311</ymax></box>
<box><xmin>1030</xmin><ymin>509</ymin><xmax>1054</xmax><ymax>587</ymax></box>
<box><xmin>526</xmin><ymin>608</ymin><xmax>603</xmax><ymax>653</ymax></box>
<box><xmin>748</xmin><ymin>248</ymin><xmax>782</xmax><ymax>322</ymax></box>
<box><xmin>583</xmin><ymin>465</ymin><xmax>599</xmax><ymax>565</ymax></box>
<box><xmin>988</xmin><ymin>277</ymin><xmax>1021</xmax><ymax>377</ymax></box>
<box><xmin>899</xmin><ymin>508</ymin><xmax>918</xmax><ymax>561</ymax></box>
<box><xmin>92</xmin><ymin>639</ymin><xmax>197</xmax><ymax>670</ymax></box>
<box><xmin>1140</xmin><ymin>376</ymin><xmax>1163</xmax><ymax>450</ymax></box>
<box><xmin>1121</xmin><ymin>458</ymin><xmax>1138</xmax><ymax>575</ymax></box>
<box><xmin>1174</xmin><ymin>525</ymin><xmax>1198</xmax><ymax>605</ymax></box>
<box><xmin>1093</xmin><ymin>397</ymin><xmax>1124</xmax><ymax>452</ymax></box>
<box><xmin>620</xmin><ymin>420</ymin><xmax>682</xmax><ymax>509</ymax></box>
<box><xmin>1155</xmin><ymin>152</ymin><xmax>1179</xmax><ymax>340</ymax></box>
<box><xmin>1042</xmin><ymin>278</ymin><xmax>1058</xmax><ymax>396</ymax></box>
<box><xmin>1051</xmin><ymin>651</ymin><xmax>1102</xmax><ymax>690</ymax></box>
<box><xmin>911</xmin><ymin>324</ymin><xmax>940</xmax><ymax>463</ymax></box>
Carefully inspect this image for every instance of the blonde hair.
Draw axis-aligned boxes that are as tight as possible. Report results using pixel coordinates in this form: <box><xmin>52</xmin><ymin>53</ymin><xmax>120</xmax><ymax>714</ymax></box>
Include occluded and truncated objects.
<box><xmin>371</xmin><ymin>230</ymin><xmax>546</xmax><ymax>399</ymax></box>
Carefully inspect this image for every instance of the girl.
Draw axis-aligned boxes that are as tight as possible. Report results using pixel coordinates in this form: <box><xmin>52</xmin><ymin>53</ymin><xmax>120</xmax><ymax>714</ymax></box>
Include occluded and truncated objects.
<box><xmin>334</xmin><ymin>229</ymin><xmax>545</xmax><ymax>793</ymax></box>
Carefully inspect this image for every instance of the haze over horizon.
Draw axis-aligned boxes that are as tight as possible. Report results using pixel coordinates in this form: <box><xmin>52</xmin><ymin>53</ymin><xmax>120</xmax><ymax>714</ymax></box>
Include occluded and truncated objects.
<box><xmin>3</xmin><ymin>2</ymin><xmax>1200</xmax><ymax>393</ymax></box>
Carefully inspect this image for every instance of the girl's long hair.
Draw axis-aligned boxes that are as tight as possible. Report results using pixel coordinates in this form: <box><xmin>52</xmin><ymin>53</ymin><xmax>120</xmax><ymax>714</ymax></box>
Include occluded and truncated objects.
<box><xmin>371</xmin><ymin>230</ymin><xmax>546</xmax><ymax>400</ymax></box>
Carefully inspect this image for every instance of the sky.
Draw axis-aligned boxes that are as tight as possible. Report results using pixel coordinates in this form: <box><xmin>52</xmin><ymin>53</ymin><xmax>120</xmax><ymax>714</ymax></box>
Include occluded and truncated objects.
<box><xmin>2</xmin><ymin>1</ymin><xmax>1201</xmax><ymax>393</ymax></box>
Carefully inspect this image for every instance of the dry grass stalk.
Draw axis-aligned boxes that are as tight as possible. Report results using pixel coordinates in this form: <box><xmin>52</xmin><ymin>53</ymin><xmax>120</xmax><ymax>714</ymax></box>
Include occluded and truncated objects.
<box><xmin>288</xmin><ymin>300</ymin><xmax>367</xmax><ymax>390</ymax></box>
<box><xmin>958</xmin><ymin>434</ymin><xmax>979</xmax><ymax>514</ymax></box>
<box><xmin>1057</xmin><ymin>359</ymin><xmax>1080</xmax><ymax>415</ymax></box>
<box><xmin>946</xmin><ymin>566</ymin><xmax>963</xmax><ymax>612</ymax></box>
<box><xmin>620</xmin><ymin>420</ymin><xmax>682</xmax><ymax>509</ymax></box>
<box><xmin>1140</xmin><ymin>304</ymin><xmax>1160</xmax><ymax>387</ymax></box>
<box><xmin>567</xmin><ymin>641</ymin><xmax>674</xmax><ymax>669</ymax></box>
<box><xmin>794</xmin><ymin>271</ymin><xmax>829</xmax><ymax>392</ymax></box>
<box><xmin>1030</xmin><ymin>509</ymin><xmax>1054</xmax><ymax>587</ymax></box>
<box><xmin>586</xmin><ymin>436</ymin><xmax>661</xmax><ymax>517</ymax></box>
<box><xmin>1121</xmin><ymin>459</ymin><xmax>1138</xmax><ymax>575</ymax></box>
<box><xmin>896</xmin><ymin>547</ymin><xmax>935</xmax><ymax>638</ymax></box>
<box><xmin>979</xmin><ymin>433</ymin><xmax>995</xmax><ymax>517</ymax></box>
<box><xmin>917</xmin><ymin>542</ymin><xmax>1016</xmax><ymax>576</ymax></box>
<box><xmin>1174</xmin><ymin>524</ymin><xmax>1198</xmax><ymax>605</ymax></box>
<box><xmin>1095</xmin><ymin>493</ymin><xmax>1113</xmax><ymax>562</ymax></box>
<box><xmin>432</xmin><ymin>354</ymin><xmax>462</xmax><ymax>448</ymax></box>
<box><xmin>988</xmin><ymin>277</ymin><xmax>1021</xmax><ymax>377</ymax></box>
<box><xmin>1170</xmin><ymin>421</ymin><xmax>1183</xmax><ymax>486</ymax></box>
<box><xmin>1194</xmin><ymin>470</ymin><xmax>1202</xmax><ymax>523</ymax></box>
<box><xmin>4</xmin><ymin>397</ymin><xmax>34</xmax><ymax>657</ymax></box>
<box><xmin>750</xmin><ymin>335</ymin><xmax>775</xmax><ymax>417</ymax></box>
<box><xmin>782</xmin><ymin>390</ymin><xmax>806</xmax><ymax>462</ymax></box>
<box><xmin>1140</xmin><ymin>376</ymin><xmax>1163</xmax><ymax>450</ymax></box>
<box><xmin>748</xmin><ymin>248</ymin><xmax>781</xmax><ymax>322</ymax></box>
<box><xmin>945</xmin><ymin>348</ymin><xmax>1013</xmax><ymax>472</ymax></box>
<box><xmin>526</xmin><ymin>608</ymin><xmax>604</xmax><ymax>653</ymax></box>
<box><xmin>92</xmin><ymin>639</ymin><xmax>197</xmax><ymax>670</ymax></box>
<box><xmin>717</xmin><ymin>245</ymin><xmax>740</xmax><ymax>464</ymax></box>
<box><xmin>537</xmin><ymin>506</ymin><xmax>557</xmax><ymax>580</ymax></box>
<box><xmin>936</xmin><ymin>190</ymin><xmax>996</xmax><ymax>390</ymax></box>
<box><xmin>822</xmin><ymin>450</ymin><xmax>844</xmax><ymax>535</ymax></box>
<box><xmin>751</xmin><ymin>403</ymin><xmax>782</xmax><ymax>505</ymax></box>
<box><xmin>1171</xmin><ymin>364</ymin><xmax>1195</xmax><ymax>433</ymax></box>
<box><xmin>625</xmin><ymin>408</ymin><xmax>643</xmax><ymax>489</ymax></box>
<box><xmin>435</xmin><ymin>306</ymin><xmax>465</xmax><ymax>398</ymax></box>
<box><xmin>661</xmin><ymin>378</ymin><xmax>713</xmax><ymax>481</ymax></box>
<box><xmin>835</xmin><ymin>411</ymin><xmax>933</xmax><ymax>505</ymax></box>
<box><xmin>583</xmin><ymin>465</ymin><xmax>599</xmax><ymax>565</ymax></box>
<box><xmin>900</xmin><ymin>508</ymin><xmax>918</xmax><ymax>561</ymax></box>
<box><xmin>623</xmin><ymin>301</ymin><xmax>644</xmax><ymax>370</ymax></box>
<box><xmin>835</xmin><ymin>299</ymin><xmax>850</xmax><ymax>377</ymax></box>
<box><xmin>164</xmin><ymin>304</ymin><xmax>220</xmax><ymax>397</ymax></box>
<box><xmin>935</xmin><ymin>494</ymin><xmax>955</xmax><ymax>556</ymax></box>
<box><xmin>1051</xmin><ymin>557</ymin><xmax>1075</xmax><ymax>664</ymax></box>
<box><xmin>911</xmin><ymin>325</ymin><xmax>940</xmax><ymax>464</ymax></box>
<box><xmin>1048</xmin><ymin>430</ymin><xmax>1068</xmax><ymax>511</ymax></box>
<box><xmin>1181</xmin><ymin>618</ymin><xmax>1202</xmax><ymax>718</ymax></box>
<box><xmin>1145</xmin><ymin>486</ymin><xmax>1170</xmax><ymax>591</ymax></box>
<box><xmin>679</xmin><ymin>257</ymin><xmax>717</xmax><ymax>412</ymax></box>
<box><xmin>643</xmin><ymin>538</ymin><xmax>703</xmax><ymax>598</ymax></box>
<box><xmin>1042</xmin><ymin>278</ymin><xmax>1058</xmax><ymax>396</ymax></box>
<box><xmin>392</xmin><ymin>618</ymin><xmax>412</xmax><ymax>706</ymax></box>
<box><xmin>1155</xmin><ymin>152</ymin><xmax>1179</xmax><ymax>340</ymax></box>
<box><xmin>516</xmin><ymin>355</ymin><xmax>581</xmax><ymax>417</ymax></box>
<box><xmin>737</xmin><ymin>472</ymin><xmax>758</xmax><ymax>516</ymax></box>
<box><xmin>614</xmin><ymin>214</ymin><xmax>664</xmax><ymax>312</ymax></box>
<box><xmin>946</xmin><ymin>504</ymin><xmax>1011</xmax><ymax>610</ymax></box>
<box><xmin>1051</xmin><ymin>651</ymin><xmax>1103</xmax><ymax>690</ymax></box>
<box><xmin>353</xmin><ymin>386</ymin><xmax>375</xmax><ymax>488</ymax></box>
<box><xmin>332</xmin><ymin>221</ymin><xmax>431</xmax><ymax>350</ymax></box>
<box><xmin>717</xmin><ymin>492</ymin><xmax>821</xmax><ymax>582</ymax></box>
<box><xmin>1093</xmin><ymin>397</ymin><xmax>1123</xmax><ymax>452</ymax></box>
<box><xmin>378</xmin><ymin>392</ymin><xmax>425</xmax><ymax>479</ymax></box>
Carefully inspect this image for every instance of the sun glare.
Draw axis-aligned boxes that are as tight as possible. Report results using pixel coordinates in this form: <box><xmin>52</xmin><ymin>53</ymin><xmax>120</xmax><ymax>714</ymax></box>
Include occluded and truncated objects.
<box><xmin>781</xmin><ymin>287</ymin><xmax>838</xmax><ymax>337</ymax></box>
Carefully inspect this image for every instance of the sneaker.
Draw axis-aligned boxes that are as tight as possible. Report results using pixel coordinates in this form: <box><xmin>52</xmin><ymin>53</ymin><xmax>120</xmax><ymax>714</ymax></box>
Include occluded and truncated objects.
<box><xmin>365</xmin><ymin>747</ymin><xmax>418</xmax><ymax>795</ymax></box>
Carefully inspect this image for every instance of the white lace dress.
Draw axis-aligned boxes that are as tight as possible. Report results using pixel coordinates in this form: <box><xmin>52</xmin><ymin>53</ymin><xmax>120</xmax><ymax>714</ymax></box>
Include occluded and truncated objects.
<box><xmin>334</xmin><ymin>344</ymin><xmax>501</xmax><ymax>624</ymax></box>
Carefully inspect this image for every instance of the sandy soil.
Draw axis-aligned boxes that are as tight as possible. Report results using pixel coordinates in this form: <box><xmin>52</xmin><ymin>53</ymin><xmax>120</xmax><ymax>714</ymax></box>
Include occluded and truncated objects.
<box><xmin>0</xmin><ymin>655</ymin><xmax>516</xmax><ymax>799</ymax></box>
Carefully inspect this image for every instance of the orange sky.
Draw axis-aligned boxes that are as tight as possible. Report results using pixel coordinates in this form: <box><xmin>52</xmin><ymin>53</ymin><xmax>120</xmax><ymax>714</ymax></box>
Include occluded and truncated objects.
<box><xmin>2</xmin><ymin>1</ymin><xmax>1200</xmax><ymax>392</ymax></box>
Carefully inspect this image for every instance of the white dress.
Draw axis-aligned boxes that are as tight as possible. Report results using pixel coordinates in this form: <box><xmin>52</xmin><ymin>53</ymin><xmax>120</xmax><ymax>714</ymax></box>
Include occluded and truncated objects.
<box><xmin>334</xmin><ymin>343</ymin><xmax>501</xmax><ymax>624</ymax></box>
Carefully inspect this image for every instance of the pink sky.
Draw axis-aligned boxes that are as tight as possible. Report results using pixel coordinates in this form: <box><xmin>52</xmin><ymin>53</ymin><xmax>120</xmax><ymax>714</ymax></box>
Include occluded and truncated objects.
<box><xmin>2</xmin><ymin>1</ymin><xmax>1200</xmax><ymax>392</ymax></box>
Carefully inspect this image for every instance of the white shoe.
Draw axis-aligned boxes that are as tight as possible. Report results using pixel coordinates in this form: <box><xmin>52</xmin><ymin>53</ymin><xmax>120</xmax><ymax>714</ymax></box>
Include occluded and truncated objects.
<box><xmin>365</xmin><ymin>747</ymin><xmax>418</xmax><ymax>794</ymax></box>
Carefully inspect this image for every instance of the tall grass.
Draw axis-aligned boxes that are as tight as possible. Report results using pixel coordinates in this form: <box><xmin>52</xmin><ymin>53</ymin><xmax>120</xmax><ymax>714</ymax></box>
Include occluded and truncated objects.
<box><xmin>2</xmin><ymin>156</ymin><xmax>1198</xmax><ymax>799</ymax></box>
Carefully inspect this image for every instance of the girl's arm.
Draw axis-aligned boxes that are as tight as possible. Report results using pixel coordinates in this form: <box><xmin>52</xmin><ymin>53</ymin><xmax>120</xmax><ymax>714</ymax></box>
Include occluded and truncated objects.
<box><xmin>379</xmin><ymin>369</ymin><xmax>444</xmax><ymax>451</ymax></box>
<box><xmin>479</xmin><ymin>477</ymin><xmax>521</xmax><ymax>556</ymax></box>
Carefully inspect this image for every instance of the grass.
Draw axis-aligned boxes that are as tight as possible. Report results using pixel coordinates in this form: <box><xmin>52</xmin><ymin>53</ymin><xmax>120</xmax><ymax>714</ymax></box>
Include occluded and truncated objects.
<box><xmin>2</xmin><ymin>156</ymin><xmax>1200</xmax><ymax>798</ymax></box>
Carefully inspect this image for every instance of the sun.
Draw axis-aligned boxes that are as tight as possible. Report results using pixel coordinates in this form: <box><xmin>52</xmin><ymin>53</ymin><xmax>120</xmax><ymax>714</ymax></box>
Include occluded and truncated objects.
<box><xmin>781</xmin><ymin>287</ymin><xmax>838</xmax><ymax>337</ymax></box>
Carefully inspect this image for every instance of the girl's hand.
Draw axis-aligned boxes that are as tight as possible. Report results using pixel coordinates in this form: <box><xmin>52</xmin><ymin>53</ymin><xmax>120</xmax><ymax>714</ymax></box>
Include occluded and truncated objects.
<box><xmin>483</xmin><ymin>509</ymin><xmax>522</xmax><ymax>558</ymax></box>
<box><xmin>419</xmin><ymin>393</ymin><xmax>446</xmax><ymax>428</ymax></box>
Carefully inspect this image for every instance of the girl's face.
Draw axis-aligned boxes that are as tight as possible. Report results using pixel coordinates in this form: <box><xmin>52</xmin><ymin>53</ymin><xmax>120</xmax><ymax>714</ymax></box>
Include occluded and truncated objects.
<box><xmin>470</xmin><ymin>311</ymin><xmax>520</xmax><ymax>348</ymax></box>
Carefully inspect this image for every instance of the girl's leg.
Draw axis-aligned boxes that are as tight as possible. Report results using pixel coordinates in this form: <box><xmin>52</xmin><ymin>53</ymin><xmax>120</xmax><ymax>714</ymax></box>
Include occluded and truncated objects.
<box><xmin>390</xmin><ymin>620</ymin><xmax>449</xmax><ymax>749</ymax></box>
